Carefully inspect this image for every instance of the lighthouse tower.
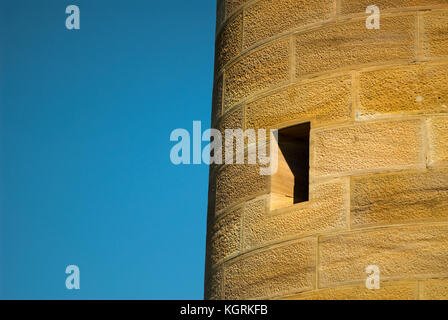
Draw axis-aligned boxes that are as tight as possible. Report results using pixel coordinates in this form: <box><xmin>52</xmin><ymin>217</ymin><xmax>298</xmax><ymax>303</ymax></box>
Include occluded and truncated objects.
<box><xmin>205</xmin><ymin>0</ymin><xmax>448</xmax><ymax>300</ymax></box>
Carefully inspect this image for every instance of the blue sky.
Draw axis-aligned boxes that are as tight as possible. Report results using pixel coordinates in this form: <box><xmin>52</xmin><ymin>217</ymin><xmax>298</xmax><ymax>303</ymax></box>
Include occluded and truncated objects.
<box><xmin>0</xmin><ymin>0</ymin><xmax>216</xmax><ymax>299</ymax></box>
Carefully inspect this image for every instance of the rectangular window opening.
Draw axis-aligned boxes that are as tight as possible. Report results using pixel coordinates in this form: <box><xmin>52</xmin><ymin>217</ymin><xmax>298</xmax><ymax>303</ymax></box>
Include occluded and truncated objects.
<box><xmin>270</xmin><ymin>122</ymin><xmax>310</xmax><ymax>211</ymax></box>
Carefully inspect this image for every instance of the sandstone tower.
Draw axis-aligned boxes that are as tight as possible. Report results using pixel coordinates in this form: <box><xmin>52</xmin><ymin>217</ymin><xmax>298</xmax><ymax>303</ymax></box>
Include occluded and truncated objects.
<box><xmin>205</xmin><ymin>0</ymin><xmax>448</xmax><ymax>300</ymax></box>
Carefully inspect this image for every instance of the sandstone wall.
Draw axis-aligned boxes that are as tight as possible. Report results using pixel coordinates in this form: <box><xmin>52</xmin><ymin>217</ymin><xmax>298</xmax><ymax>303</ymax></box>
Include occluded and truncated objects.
<box><xmin>205</xmin><ymin>0</ymin><xmax>448</xmax><ymax>300</ymax></box>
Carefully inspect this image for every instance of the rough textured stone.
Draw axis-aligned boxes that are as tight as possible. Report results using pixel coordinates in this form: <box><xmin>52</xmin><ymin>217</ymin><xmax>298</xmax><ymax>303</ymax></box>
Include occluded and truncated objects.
<box><xmin>207</xmin><ymin>171</ymin><xmax>217</xmax><ymax>220</ymax></box>
<box><xmin>423</xmin><ymin>10</ymin><xmax>448</xmax><ymax>59</ymax></box>
<box><xmin>351</xmin><ymin>169</ymin><xmax>448</xmax><ymax>228</ymax></box>
<box><xmin>216</xmin><ymin>105</ymin><xmax>243</xmax><ymax>133</ymax></box>
<box><xmin>311</xmin><ymin>119</ymin><xmax>425</xmax><ymax>178</ymax></box>
<box><xmin>341</xmin><ymin>0</ymin><xmax>448</xmax><ymax>14</ymax></box>
<box><xmin>296</xmin><ymin>15</ymin><xmax>416</xmax><ymax>77</ymax></box>
<box><xmin>224</xmin><ymin>39</ymin><xmax>290</xmax><ymax>111</ymax></box>
<box><xmin>428</xmin><ymin>116</ymin><xmax>448</xmax><ymax>167</ymax></box>
<box><xmin>285</xmin><ymin>281</ymin><xmax>418</xmax><ymax>300</ymax></box>
<box><xmin>245</xmin><ymin>75</ymin><xmax>352</xmax><ymax>130</ymax></box>
<box><xmin>319</xmin><ymin>224</ymin><xmax>448</xmax><ymax>288</ymax></box>
<box><xmin>225</xmin><ymin>0</ymin><xmax>247</xmax><ymax>19</ymax></box>
<box><xmin>215</xmin><ymin>13</ymin><xmax>243</xmax><ymax>72</ymax></box>
<box><xmin>358</xmin><ymin>63</ymin><xmax>448</xmax><ymax>118</ymax></box>
<box><xmin>242</xmin><ymin>179</ymin><xmax>348</xmax><ymax>251</ymax></box>
<box><xmin>205</xmin><ymin>267</ymin><xmax>223</xmax><ymax>300</ymax></box>
<box><xmin>209</xmin><ymin>206</ymin><xmax>242</xmax><ymax>266</ymax></box>
<box><xmin>211</xmin><ymin>75</ymin><xmax>224</xmax><ymax>123</ymax></box>
<box><xmin>243</xmin><ymin>0</ymin><xmax>334</xmax><ymax>49</ymax></box>
<box><xmin>420</xmin><ymin>278</ymin><xmax>448</xmax><ymax>300</ymax></box>
<box><xmin>224</xmin><ymin>238</ymin><xmax>316</xmax><ymax>299</ymax></box>
<box><xmin>214</xmin><ymin>106</ymin><xmax>244</xmax><ymax>166</ymax></box>
<box><xmin>215</xmin><ymin>164</ymin><xmax>268</xmax><ymax>213</ymax></box>
<box><xmin>216</xmin><ymin>0</ymin><xmax>226</xmax><ymax>30</ymax></box>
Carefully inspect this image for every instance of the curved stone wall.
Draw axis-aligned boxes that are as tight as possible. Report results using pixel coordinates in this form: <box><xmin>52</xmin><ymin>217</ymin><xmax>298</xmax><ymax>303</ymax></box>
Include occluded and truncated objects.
<box><xmin>205</xmin><ymin>0</ymin><xmax>448</xmax><ymax>300</ymax></box>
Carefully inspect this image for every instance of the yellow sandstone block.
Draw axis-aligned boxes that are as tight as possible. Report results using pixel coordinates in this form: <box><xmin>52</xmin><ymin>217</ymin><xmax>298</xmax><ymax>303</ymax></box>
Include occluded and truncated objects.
<box><xmin>216</xmin><ymin>0</ymin><xmax>225</xmax><ymax>30</ymax></box>
<box><xmin>295</xmin><ymin>15</ymin><xmax>416</xmax><ymax>77</ymax></box>
<box><xmin>358</xmin><ymin>63</ymin><xmax>448</xmax><ymax>117</ymax></box>
<box><xmin>215</xmin><ymin>13</ymin><xmax>243</xmax><ymax>72</ymax></box>
<box><xmin>243</xmin><ymin>0</ymin><xmax>334</xmax><ymax>49</ymax></box>
<box><xmin>319</xmin><ymin>224</ymin><xmax>448</xmax><ymax>288</ymax></box>
<box><xmin>351</xmin><ymin>169</ymin><xmax>448</xmax><ymax>228</ymax></box>
<box><xmin>224</xmin><ymin>39</ymin><xmax>290</xmax><ymax>111</ymax></box>
<box><xmin>225</xmin><ymin>0</ymin><xmax>247</xmax><ymax>19</ymax></box>
<box><xmin>214</xmin><ymin>106</ymin><xmax>244</xmax><ymax>165</ymax></box>
<box><xmin>208</xmin><ymin>205</ymin><xmax>242</xmax><ymax>266</ymax></box>
<box><xmin>242</xmin><ymin>179</ymin><xmax>348</xmax><ymax>251</ymax></box>
<box><xmin>311</xmin><ymin>119</ymin><xmax>425</xmax><ymax>179</ymax></box>
<box><xmin>245</xmin><ymin>75</ymin><xmax>352</xmax><ymax>130</ymax></box>
<box><xmin>285</xmin><ymin>281</ymin><xmax>418</xmax><ymax>300</ymax></box>
<box><xmin>423</xmin><ymin>10</ymin><xmax>448</xmax><ymax>59</ymax></box>
<box><xmin>428</xmin><ymin>115</ymin><xmax>448</xmax><ymax>167</ymax></box>
<box><xmin>341</xmin><ymin>0</ymin><xmax>448</xmax><ymax>15</ymax></box>
<box><xmin>211</xmin><ymin>75</ymin><xmax>224</xmax><ymax>122</ymax></box>
<box><xmin>205</xmin><ymin>267</ymin><xmax>223</xmax><ymax>300</ymax></box>
<box><xmin>420</xmin><ymin>278</ymin><xmax>448</xmax><ymax>300</ymax></box>
<box><xmin>215</xmin><ymin>164</ymin><xmax>268</xmax><ymax>213</ymax></box>
<box><xmin>224</xmin><ymin>238</ymin><xmax>316</xmax><ymax>299</ymax></box>
<box><xmin>216</xmin><ymin>105</ymin><xmax>243</xmax><ymax>133</ymax></box>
